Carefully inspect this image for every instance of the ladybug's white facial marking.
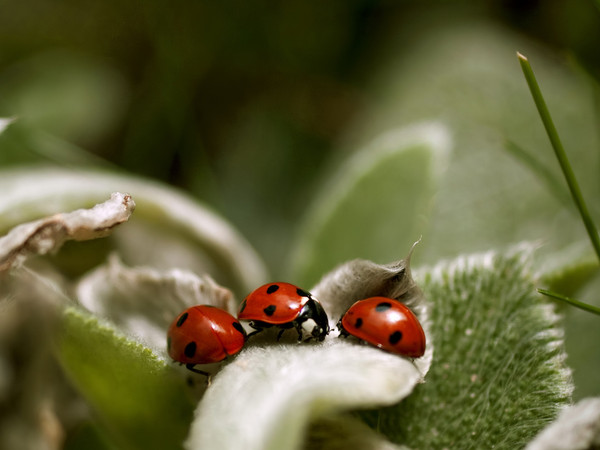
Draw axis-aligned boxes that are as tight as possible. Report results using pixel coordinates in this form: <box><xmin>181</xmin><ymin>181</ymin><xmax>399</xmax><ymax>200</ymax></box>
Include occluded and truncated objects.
<box><xmin>301</xmin><ymin>318</ymin><xmax>318</xmax><ymax>336</ymax></box>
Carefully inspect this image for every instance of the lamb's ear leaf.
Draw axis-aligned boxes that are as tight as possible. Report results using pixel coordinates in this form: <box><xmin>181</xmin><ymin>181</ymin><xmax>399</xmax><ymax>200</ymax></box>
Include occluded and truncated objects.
<box><xmin>289</xmin><ymin>122</ymin><xmax>450</xmax><ymax>287</ymax></box>
<box><xmin>184</xmin><ymin>343</ymin><xmax>423</xmax><ymax>450</ymax></box>
<box><xmin>537</xmin><ymin>247</ymin><xmax>599</xmax><ymax>298</ymax></box>
<box><xmin>58</xmin><ymin>307</ymin><xmax>195</xmax><ymax>450</ymax></box>
<box><xmin>360</xmin><ymin>248</ymin><xmax>573</xmax><ymax>448</ymax></box>
<box><xmin>0</xmin><ymin>167</ymin><xmax>268</xmax><ymax>293</ymax></box>
<box><xmin>526</xmin><ymin>397</ymin><xmax>600</xmax><ymax>450</ymax></box>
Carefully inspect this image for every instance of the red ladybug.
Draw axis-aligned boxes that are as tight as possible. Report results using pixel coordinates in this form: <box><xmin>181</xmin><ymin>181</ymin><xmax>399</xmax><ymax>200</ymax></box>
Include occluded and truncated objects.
<box><xmin>238</xmin><ymin>282</ymin><xmax>329</xmax><ymax>341</ymax></box>
<box><xmin>167</xmin><ymin>305</ymin><xmax>246</xmax><ymax>375</ymax></box>
<box><xmin>337</xmin><ymin>297</ymin><xmax>426</xmax><ymax>357</ymax></box>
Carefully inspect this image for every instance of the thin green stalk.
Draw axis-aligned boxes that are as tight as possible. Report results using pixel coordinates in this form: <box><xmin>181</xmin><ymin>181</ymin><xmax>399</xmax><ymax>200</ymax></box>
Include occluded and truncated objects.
<box><xmin>518</xmin><ymin>52</ymin><xmax>600</xmax><ymax>264</ymax></box>
<box><xmin>538</xmin><ymin>288</ymin><xmax>600</xmax><ymax>316</ymax></box>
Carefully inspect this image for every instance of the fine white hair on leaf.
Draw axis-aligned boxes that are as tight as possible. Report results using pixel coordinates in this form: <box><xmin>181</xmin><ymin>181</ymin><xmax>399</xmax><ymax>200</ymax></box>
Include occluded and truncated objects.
<box><xmin>76</xmin><ymin>255</ymin><xmax>235</xmax><ymax>353</ymax></box>
<box><xmin>0</xmin><ymin>192</ymin><xmax>135</xmax><ymax>272</ymax></box>
<box><xmin>185</xmin><ymin>340</ymin><xmax>423</xmax><ymax>450</ymax></box>
<box><xmin>310</xmin><ymin>240</ymin><xmax>433</xmax><ymax>377</ymax></box>
<box><xmin>526</xmin><ymin>397</ymin><xmax>600</xmax><ymax>450</ymax></box>
<box><xmin>311</xmin><ymin>240</ymin><xmax>424</xmax><ymax>323</ymax></box>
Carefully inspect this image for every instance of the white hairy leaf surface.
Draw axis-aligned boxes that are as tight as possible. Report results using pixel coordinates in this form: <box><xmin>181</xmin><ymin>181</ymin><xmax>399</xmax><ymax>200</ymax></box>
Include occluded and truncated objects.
<box><xmin>76</xmin><ymin>255</ymin><xmax>237</xmax><ymax>352</ymax></box>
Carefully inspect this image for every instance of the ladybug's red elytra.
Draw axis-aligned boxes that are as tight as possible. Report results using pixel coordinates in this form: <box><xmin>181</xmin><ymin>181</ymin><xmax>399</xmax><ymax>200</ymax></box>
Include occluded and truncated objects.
<box><xmin>337</xmin><ymin>297</ymin><xmax>426</xmax><ymax>358</ymax></box>
<box><xmin>238</xmin><ymin>282</ymin><xmax>329</xmax><ymax>341</ymax></box>
<box><xmin>167</xmin><ymin>305</ymin><xmax>246</xmax><ymax>375</ymax></box>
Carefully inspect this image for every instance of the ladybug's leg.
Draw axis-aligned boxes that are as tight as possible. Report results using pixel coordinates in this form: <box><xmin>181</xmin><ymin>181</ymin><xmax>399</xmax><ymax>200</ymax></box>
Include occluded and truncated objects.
<box><xmin>276</xmin><ymin>328</ymin><xmax>287</xmax><ymax>341</ymax></box>
<box><xmin>185</xmin><ymin>363</ymin><xmax>211</xmax><ymax>377</ymax></box>
<box><xmin>294</xmin><ymin>321</ymin><xmax>307</xmax><ymax>342</ymax></box>
<box><xmin>275</xmin><ymin>322</ymin><xmax>294</xmax><ymax>341</ymax></box>
<box><xmin>246</xmin><ymin>321</ymin><xmax>265</xmax><ymax>339</ymax></box>
<box><xmin>337</xmin><ymin>320</ymin><xmax>350</xmax><ymax>338</ymax></box>
<box><xmin>246</xmin><ymin>330</ymin><xmax>262</xmax><ymax>338</ymax></box>
<box><xmin>185</xmin><ymin>364</ymin><xmax>212</xmax><ymax>385</ymax></box>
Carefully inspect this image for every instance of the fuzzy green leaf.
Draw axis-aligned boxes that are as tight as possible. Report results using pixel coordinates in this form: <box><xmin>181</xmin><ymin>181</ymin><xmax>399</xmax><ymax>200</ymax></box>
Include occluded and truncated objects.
<box><xmin>361</xmin><ymin>248</ymin><xmax>573</xmax><ymax>448</ymax></box>
<box><xmin>536</xmin><ymin>243</ymin><xmax>599</xmax><ymax>298</ymax></box>
<box><xmin>58</xmin><ymin>307</ymin><xmax>195</xmax><ymax>450</ymax></box>
<box><xmin>346</xmin><ymin>23</ymin><xmax>599</xmax><ymax>266</ymax></box>
<box><xmin>526</xmin><ymin>397</ymin><xmax>600</xmax><ymax>449</ymax></box>
<box><xmin>289</xmin><ymin>122</ymin><xmax>450</xmax><ymax>287</ymax></box>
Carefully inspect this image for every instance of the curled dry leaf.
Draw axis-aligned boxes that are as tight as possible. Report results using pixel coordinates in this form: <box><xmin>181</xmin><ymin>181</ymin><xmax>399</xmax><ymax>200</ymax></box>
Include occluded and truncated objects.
<box><xmin>312</xmin><ymin>241</ymin><xmax>423</xmax><ymax>321</ymax></box>
<box><xmin>526</xmin><ymin>397</ymin><xmax>600</xmax><ymax>450</ymax></box>
<box><xmin>0</xmin><ymin>192</ymin><xmax>134</xmax><ymax>272</ymax></box>
<box><xmin>0</xmin><ymin>168</ymin><xmax>267</xmax><ymax>293</ymax></box>
<box><xmin>312</xmin><ymin>240</ymin><xmax>432</xmax><ymax>376</ymax></box>
<box><xmin>186</xmin><ymin>246</ymin><xmax>432</xmax><ymax>450</ymax></box>
<box><xmin>77</xmin><ymin>255</ymin><xmax>236</xmax><ymax>352</ymax></box>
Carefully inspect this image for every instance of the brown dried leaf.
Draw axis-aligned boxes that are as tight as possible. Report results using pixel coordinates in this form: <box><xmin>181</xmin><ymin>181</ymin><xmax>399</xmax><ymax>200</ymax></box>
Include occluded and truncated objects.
<box><xmin>0</xmin><ymin>192</ymin><xmax>135</xmax><ymax>272</ymax></box>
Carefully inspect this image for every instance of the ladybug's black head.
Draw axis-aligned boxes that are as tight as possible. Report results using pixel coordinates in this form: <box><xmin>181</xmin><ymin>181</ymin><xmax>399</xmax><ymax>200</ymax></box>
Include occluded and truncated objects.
<box><xmin>298</xmin><ymin>298</ymin><xmax>330</xmax><ymax>341</ymax></box>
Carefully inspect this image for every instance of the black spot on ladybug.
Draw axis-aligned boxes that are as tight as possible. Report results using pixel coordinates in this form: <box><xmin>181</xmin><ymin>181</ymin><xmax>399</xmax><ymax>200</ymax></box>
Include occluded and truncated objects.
<box><xmin>263</xmin><ymin>305</ymin><xmax>277</xmax><ymax>316</ymax></box>
<box><xmin>232</xmin><ymin>322</ymin><xmax>245</xmax><ymax>335</ymax></box>
<box><xmin>167</xmin><ymin>337</ymin><xmax>172</xmax><ymax>351</ymax></box>
<box><xmin>354</xmin><ymin>318</ymin><xmax>363</xmax><ymax>329</ymax></box>
<box><xmin>266</xmin><ymin>284</ymin><xmax>280</xmax><ymax>294</ymax></box>
<box><xmin>177</xmin><ymin>312</ymin><xmax>189</xmax><ymax>327</ymax></box>
<box><xmin>239</xmin><ymin>299</ymin><xmax>247</xmax><ymax>313</ymax></box>
<box><xmin>389</xmin><ymin>331</ymin><xmax>403</xmax><ymax>344</ymax></box>
<box><xmin>375</xmin><ymin>302</ymin><xmax>392</xmax><ymax>312</ymax></box>
<box><xmin>184</xmin><ymin>341</ymin><xmax>197</xmax><ymax>358</ymax></box>
<box><xmin>296</xmin><ymin>288</ymin><xmax>311</xmax><ymax>298</ymax></box>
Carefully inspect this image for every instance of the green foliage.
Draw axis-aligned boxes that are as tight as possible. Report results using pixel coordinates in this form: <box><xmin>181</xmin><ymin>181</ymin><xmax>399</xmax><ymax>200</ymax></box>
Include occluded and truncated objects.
<box><xmin>541</xmin><ymin>256</ymin><xmax>599</xmax><ymax>298</ymax></box>
<box><xmin>362</xmin><ymin>250</ymin><xmax>572</xmax><ymax>448</ymax></box>
<box><xmin>1</xmin><ymin>3</ymin><xmax>599</xmax><ymax>448</ymax></box>
<box><xmin>344</xmin><ymin>23</ymin><xmax>599</xmax><ymax>266</ymax></box>
<box><xmin>290</xmin><ymin>123</ymin><xmax>449</xmax><ymax>287</ymax></box>
<box><xmin>58</xmin><ymin>307</ymin><xmax>194</xmax><ymax>450</ymax></box>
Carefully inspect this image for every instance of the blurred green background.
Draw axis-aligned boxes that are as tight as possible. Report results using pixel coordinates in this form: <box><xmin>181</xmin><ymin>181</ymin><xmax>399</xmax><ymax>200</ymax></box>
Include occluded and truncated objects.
<box><xmin>1</xmin><ymin>0</ymin><xmax>600</xmax><ymax>402</ymax></box>
<box><xmin>1</xmin><ymin>0</ymin><xmax>599</xmax><ymax>269</ymax></box>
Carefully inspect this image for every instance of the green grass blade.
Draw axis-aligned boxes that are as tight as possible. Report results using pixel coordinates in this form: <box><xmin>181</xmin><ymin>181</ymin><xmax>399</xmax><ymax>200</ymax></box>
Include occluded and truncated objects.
<box><xmin>517</xmin><ymin>52</ymin><xmax>600</xmax><ymax>263</ymax></box>
<box><xmin>538</xmin><ymin>288</ymin><xmax>600</xmax><ymax>316</ymax></box>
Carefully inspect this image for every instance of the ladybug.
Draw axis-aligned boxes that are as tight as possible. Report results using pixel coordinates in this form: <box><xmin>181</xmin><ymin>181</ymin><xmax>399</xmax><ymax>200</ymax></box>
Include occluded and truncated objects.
<box><xmin>167</xmin><ymin>305</ymin><xmax>247</xmax><ymax>375</ymax></box>
<box><xmin>337</xmin><ymin>297</ymin><xmax>426</xmax><ymax>358</ymax></box>
<box><xmin>238</xmin><ymin>282</ymin><xmax>329</xmax><ymax>341</ymax></box>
